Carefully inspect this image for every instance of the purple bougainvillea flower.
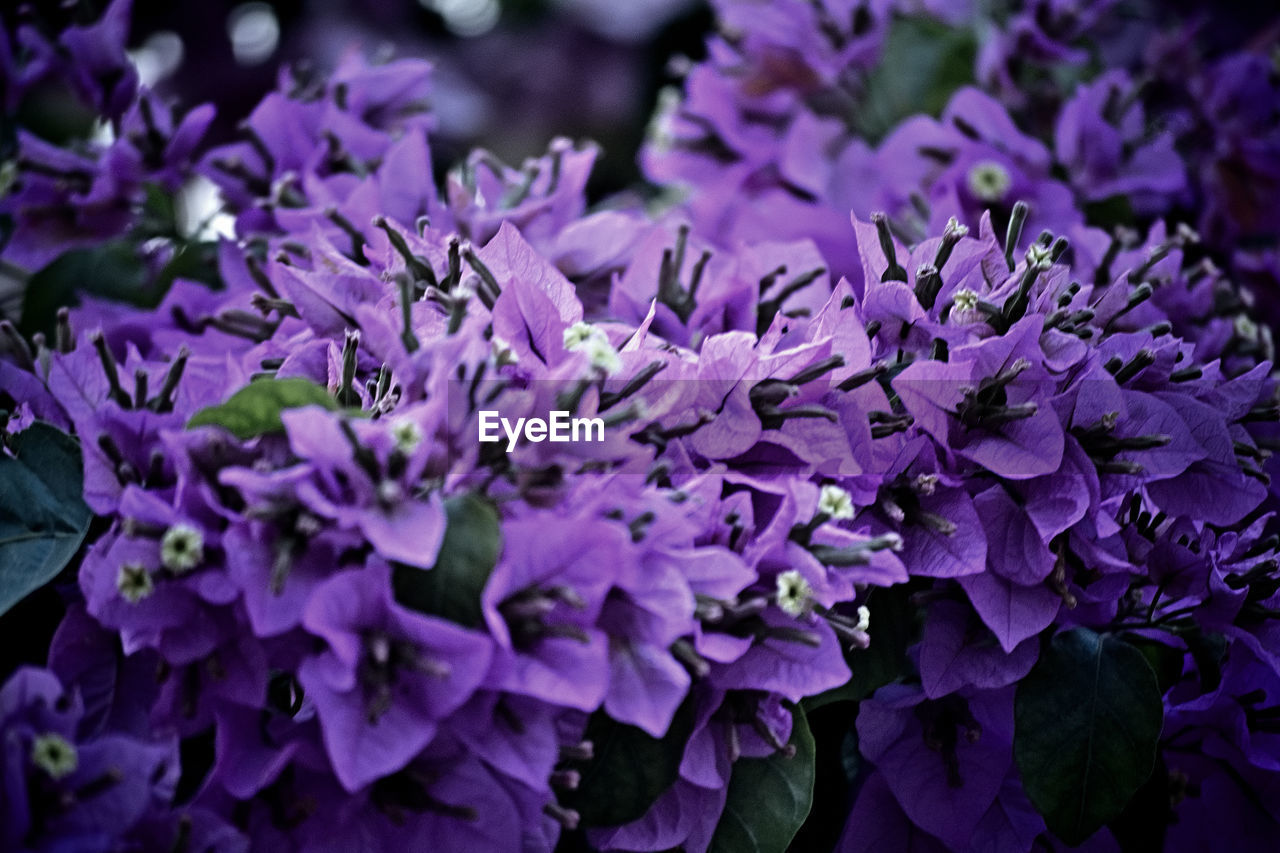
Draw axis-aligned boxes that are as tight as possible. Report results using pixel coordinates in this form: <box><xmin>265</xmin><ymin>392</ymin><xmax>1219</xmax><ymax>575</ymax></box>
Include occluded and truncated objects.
<box><xmin>857</xmin><ymin>684</ymin><xmax>1014</xmax><ymax>850</ymax></box>
<box><xmin>480</xmin><ymin>516</ymin><xmax>626</xmax><ymax>712</ymax></box>
<box><xmin>282</xmin><ymin>407</ymin><xmax>447</xmax><ymax>569</ymax></box>
<box><xmin>0</xmin><ymin>666</ymin><xmax>245</xmax><ymax>851</ymax></box>
<box><xmin>5</xmin><ymin>0</ymin><xmax>1280</xmax><ymax>848</ymax></box>
<box><xmin>298</xmin><ymin>563</ymin><xmax>493</xmax><ymax>791</ymax></box>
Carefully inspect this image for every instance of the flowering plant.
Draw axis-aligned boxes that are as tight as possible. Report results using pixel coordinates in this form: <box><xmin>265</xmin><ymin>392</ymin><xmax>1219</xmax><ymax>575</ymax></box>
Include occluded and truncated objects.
<box><xmin>2</xmin><ymin>1</ymin><xmax>1280</xmax><ymax>851</ymax></box>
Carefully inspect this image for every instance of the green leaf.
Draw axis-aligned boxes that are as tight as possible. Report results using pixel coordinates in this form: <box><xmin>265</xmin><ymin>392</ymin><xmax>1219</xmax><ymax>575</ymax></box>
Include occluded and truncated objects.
<box><xmin>1082</xmin><ymin>194</ymin><xmax>1137</xmax><ymax>231</ymax></box>
<box><xmin>140</xmin><ymin>183</ymin><xmax>179</xmax><ymax>238</ymax></box>
<box><xmin>565</xmin><ymin>701</ymin><xmax>696</xmax><ymax>828</ymax></box>
<box><xmin>0</xmin><ymin>423</ymin><xmax>92</xmax><ymax>618</ymax></box>
<box><xmin>851</xmin><ymin>18</ymin><xmax>978</xmax><ymax>144</ymax></box>
<box><xmin>1122</xmin><ymin>634</ymin><xmax>1184</xmax><ymax>695</ymax></box>
<box><xmin>1183</xmin><ymin>628</ymin><xmax>1226</xmax><ymax>693</ymax></box>
<box><xmin>804</xmin><ymin>583</ymin><xmax>914</xmax><ymax>710</ymax></box>
<box><xmin>155</xmin><ymin>240</ymin><xmax>219</xmax><ymax>293</ymax></box>
<box><xmin>708</xmin><ymin>705</ymin><xmax>815</xmax><ymax>853</ymax></box>
<box><xmin>187</xmin><ymin>378</ymin><xmax>338</xmax><ymax>440</ymax></box>
<box><xmin>20</xmin><ymin>243</ymin><xmax>149</xmax><ymax>339</ymax></box>
<box><xmin>1014</xmin><ymin>628</ymin><xmax>1164</xmax><ymax>846</ymax></box>
<box><xmin>17</xmin><ymin>236</ymin><xmax>218</xmax><ymax>341</ymax></box>
<box><xmin>392</xmin><ymin>494</ymin><xmax>501</xmax><ymax>628</ymax></box>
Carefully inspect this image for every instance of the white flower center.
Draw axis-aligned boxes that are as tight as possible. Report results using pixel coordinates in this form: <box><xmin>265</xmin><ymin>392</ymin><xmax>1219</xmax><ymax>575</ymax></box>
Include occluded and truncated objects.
<box><xmin>563</xmin><ymin>322</ymin><xmax>596</xmax><ymax>349</ymax></box>
<box><xmin>818</xmin><ymin>484</ymin><xmax>856</xmax><ymax>520</ymax></box>
<box><xmin>161</xmin><ymin>523</ymin><xmax>204</xmax><ymax>575</ymax></box>
<box><xmin>952</xmin><ymin>288</ymin><xmax>981</xmax><ymax>312</ymax></box>
<box><xmin>116</xmin><ymin>562</ymin><xmax>154</xmax><ymax>603</ymax></box>
<box><xmin>1026</xmin><ymin>242</ymin><xmax>1053</xmax><ymax>270</ymax></box>
<box><xmin>943</xmin><ymin>216</ymin><xmax>970</xmax><ymax>240</ymax></box>
<box><xmin>391</xmin><ymin>418</ymin><xmax>423</xmax><ymax>454</ymax></box>
<box><xmin>913</xmin><ymin>473</ymin><xmax>939</xmax><ymax>496</ymax></box>
<box><xmin>966</xmin><ymin>160</ymin><xmax>1012</xmax><ymax>203</ymax></box>
<box><xmin>776</xmin><ymin>570</ymin><xmax>815</xmax><ymax>617</ymax></box>
<box><xmin>1235</xmin><ymin>315</ymin><xmax>1260</xmax><ymax>342</ymax></box>
<box><xmin>31</xmin><ymin>733</ymin><xmax>77</xmax><ymax>780</ymax></box>
<box><xmin>491</xmin><ymin>336</ymin><xmax>519</xmax><ymax>366</ymax></box>
<box><xmin>565</xmin><ymin>322</ymin><xmax>621</xmax><ymax>375</ymax></box>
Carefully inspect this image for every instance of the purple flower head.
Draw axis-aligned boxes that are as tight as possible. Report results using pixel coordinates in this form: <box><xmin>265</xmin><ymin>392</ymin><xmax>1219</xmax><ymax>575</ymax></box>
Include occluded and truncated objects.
<box><xmin>975</xmin><ymin>0</ymin><xmax>1119</xmax><ymax>107</ymax></box>
<box><xmin>299</xmin><ymin>562</ymin><xmax>492</xmax><ymax>791</ymax></box>
<box><xmin>5</xmin><ymin>2</ymin><xmax>1280</xmax><ymax>849</ymax></box>
<box><xmin>0</xmin><ymin>666</ymin><xmax>245</xmax><ymax>852</ymax></box>
<box><xmin>856</xmin><ymin>684</ymin><xmax>1014</xmax><ymax>850</ymax></box>
<box><xmin>1</xmin><ymin>0</ymin><xmax>137</xmax><ymax>118</ymax></box>
<box><xmin>282</xmin><ymin>406</ymin><xmax>447</xmax><ymax>569</ymax></box>
<box><xmin>1190</xmin><ymin>52</ymin><xmax>1280</xmax><ymax>245</ymax></box>
<box><xmin>480</xmin><ymin>515</ymin><xmax>629</xmax><ymax>713</ymax></box>
<box><xmin>713</xmin><ymin>0</ymin><xmax>893</xmax><ymax>89</ymax></box>
<box><xmin>1054</xmin><ymin>71</ymin><xmax>1188</xmax><ymax>214</ymax></box>
<box><xmin>0</xmin><ymin>133</ymin><xmax>142</xmax><ymax>269</ymax></box>
<box><xmin>878</xmin><ymin>88</ymin><xmax>1082</xmax><ymax>236</ymax></box>
<box><xmin>445</xmin><ymin>138</ymin><xmax>598</xmax><ymax>248</ymax></box>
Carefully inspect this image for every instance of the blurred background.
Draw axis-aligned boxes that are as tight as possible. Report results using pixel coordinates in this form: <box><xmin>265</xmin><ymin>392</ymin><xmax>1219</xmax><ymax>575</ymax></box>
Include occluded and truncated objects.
<box><xmin>112</xmin><ymin>0</ymin><xmax>714</xmax><ymax>199</ymax></box>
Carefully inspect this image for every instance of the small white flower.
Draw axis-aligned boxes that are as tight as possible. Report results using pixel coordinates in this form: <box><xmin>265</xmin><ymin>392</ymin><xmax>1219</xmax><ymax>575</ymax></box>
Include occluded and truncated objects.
<box><xmin>776</xmin><ymin>570</ymin><xmax>815</xmax><ymax>618</ymax></box>
<box><xmin>390</xmin><ymin>418</ymin><xmax>423</xmax><ymax>454</ymax></box>
<box><xmin>563</xmin><ymin>321</ymin><xmax>621</xmax><ymax>374</ymax></box>
<box><xmin>818</xmin><ymin>484</ymin><xmax>856</xmax><ymax>521</ymax></box>
<box><xmin>377</xmin><ymin>480</ymin><xmax>404</xmax><ymax>506</ymax></box>
<box><xmin>582</xmin><ymin>336</ymin><xmax>622</xmax><ymax>376</ymax></box>
<box><xmin>913</xmin><ymin>473</ymin><xmax>939</xmax><ymax>496</ymax></box>
<box><xmin>952</xmin><ymin>288</ymin><xmax>981</xmax><ymax>313</ymax></box>
<box><xmin>295</xmin><ymin>512</ymin><xmax>323</xmax><ymax>537</ymax></box>
<box><xmin>31</xmin><ymin>733</ymin><xmax>77</xmax><ymax>780</ymax></box>
<box><xmin>563</xmin><ymin>322</ymin><xmax>597</xmax><ymax>350</ymax></box>
<box><xmin>491</xmin><ymin>335</ymin><xmax>518</xmax><ymax>366</ymax></box>
<box><xmin>1235</xmin><ymin>314</ymin><xmax>1260</xmax><ymax>342</ymax></box>
<box><xmin>646</xmin><ymin>87</ymin><xmax>682</xmax><ymax>155</ymax></box>
<box><xmin>160</xmin><ymin>523</ymin><xmax>203</xmax><ymax>575</ymax></box>
<box><xmin>966</xmin><ymin>160</ymin><xmax>1012</xmax><ymax>203</ymax></box>
<box><xmin>116</xmin><ymin>562</ymin><xmax>154</xmax><ymax>603</ymax></box>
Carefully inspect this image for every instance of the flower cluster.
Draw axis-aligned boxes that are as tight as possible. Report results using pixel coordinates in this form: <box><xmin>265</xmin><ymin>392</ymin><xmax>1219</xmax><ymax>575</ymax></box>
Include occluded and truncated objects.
<box><xmin>1</xmin><ymin>644</ymin><xmax>244</xmax><ymax>853</ymax></box>
<box><xmin>647</xmin><ymin>0</ymin><xmax>1280</xmax><ymax>337</ymax></box>
<box><xmin>3</xmin><ymin>1</ymin><xmax>1280</xmax><ymax>851</ymax></box>
<box><xmin>0</xmin><ymin>1</ymin><xmax>217</xmax><ymax>272</ymax></box>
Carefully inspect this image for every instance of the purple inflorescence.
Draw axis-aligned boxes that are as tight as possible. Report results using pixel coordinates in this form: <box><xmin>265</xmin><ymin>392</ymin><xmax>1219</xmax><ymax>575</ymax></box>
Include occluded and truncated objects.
<box><xmin>2</xmin><ymin>0</ymin><xmax>1280</xmax><ymax>850</ymax></box>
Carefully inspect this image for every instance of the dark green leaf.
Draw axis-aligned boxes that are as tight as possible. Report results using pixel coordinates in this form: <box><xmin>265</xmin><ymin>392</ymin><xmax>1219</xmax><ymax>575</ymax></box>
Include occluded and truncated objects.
<box><xmin>0</xmin><ymin>422</ymin><xmax>92</xmax><ymax>617</ymax></box>
<box><xmin>1183</xmin><ymin>628</ymin><xmax>1227</xmax><ymax>693</ymax></box>
<box><xmin>708</xmin><ymin>705</ymin><xmax>815</xmax><ymax>853</ymax></box>
<box><xmin>187</xmin><ymin>377</ymin><xmax>338</xmax><ymax>440</ymax></box>
<box><xmin>850</xmin><ymin>18</ymin><xmax>978</xmax><ymax>144</ymax></box>
<box><xmin>18</xmin><ymin>234</ymin><xmax>218</xmax><ymax>340</ymax></box>
<box><xmin>1082</xmin><ymin>195</ymin><xmax>1137</xmax><ymax>231</ymax></box>
<box><xmin>140</xmin><ymin>183</ymin><xmax>179</xmax><ymax>239</ymax></box>
<box><xmin>20</xmin><ymin>243</ymin><xmax>149</xmax><ymax>338</ymax></box>
<box><xmin>1015</xmin><ymin>628</ymin><xmax>1164</xmax><ymax>846</ymax></box>
<box><xmin>566</xmin><ymin>701</ymin><xmax>696</xmax><ymax>828</ymax></box>
<box><xmin>155</xmin><ymin>241</ymin><xmax>219</xmax><ymax>293</ymax></box>
<box><xmin>392</xmin><ymin>494</ymin><xmax>501</xmax><ymax>627</ymax></box>
<box><xmin>1122</xmin><ymin>634</ymin><xmax>1184</xmax><ymax>694</ymax></box>
<box><xmin>804</xmin><ymin>583</ymin><xmax>913</xmax><ymax>710</ymax></box>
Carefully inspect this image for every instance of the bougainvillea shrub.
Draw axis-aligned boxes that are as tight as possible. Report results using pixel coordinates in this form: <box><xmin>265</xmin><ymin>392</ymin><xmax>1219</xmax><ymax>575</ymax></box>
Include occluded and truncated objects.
<box><xmin>2</xmin><ymin>1</ymin><xmax>1280</xmax><ymax>851</ymax></box>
